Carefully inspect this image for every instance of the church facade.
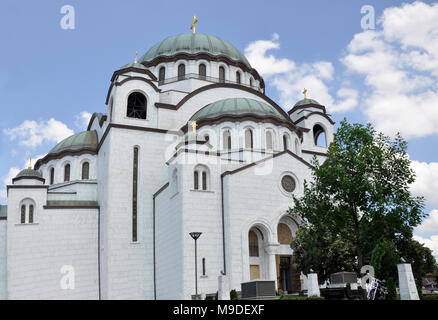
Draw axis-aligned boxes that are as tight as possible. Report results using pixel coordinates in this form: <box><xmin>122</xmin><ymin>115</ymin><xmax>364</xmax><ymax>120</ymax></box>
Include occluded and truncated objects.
<box><xmin>0</xmin><ymin>32</ymin><xmax>334</xmax><ymax>300</ymax></box>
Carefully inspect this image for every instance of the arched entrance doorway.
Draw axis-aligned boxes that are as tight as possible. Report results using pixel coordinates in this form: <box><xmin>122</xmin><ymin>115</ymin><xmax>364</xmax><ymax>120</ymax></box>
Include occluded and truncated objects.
<box><xmin>248</xmin><ymin>227</ymin><xmax>268</xmax><ymax>280</ymax></box>
<box><xmin>276</xmin><ymin>216</ymin><xmax>301</xmax><ymax>294</ymax></box>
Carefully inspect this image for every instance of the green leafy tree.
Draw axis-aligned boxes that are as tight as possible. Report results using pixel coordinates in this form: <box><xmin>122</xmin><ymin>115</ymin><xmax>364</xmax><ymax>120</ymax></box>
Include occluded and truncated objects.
<box><xmin>290</xmin><ymin>119</ymin><xmax>427</xmax><ymax>280</ymax></box>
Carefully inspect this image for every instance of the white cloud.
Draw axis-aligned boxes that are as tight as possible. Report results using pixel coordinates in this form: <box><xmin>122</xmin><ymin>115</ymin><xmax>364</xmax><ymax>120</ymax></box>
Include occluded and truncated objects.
<box><xmin>3</xmin><ymin>118</ymin><xmax>74</xmax><ymax>148</ymax></box>
<box><xmin>411</xmin><ymin>160</ymin><xmax>438</xmax><ymax>207</ymax></box>
<box><xmin>74</xmin><ymin>111</ymin><xmax>92</xmax><ymax>130</ymax></box>
<box><xmin>2</xmin><ymin>167</ymin><xmax>20</xmax><ymax>186</ymax></box>
<box><xmin>342</xmin><ymin>1</ymin><xmax>438</xmax><ymax>138</ymax></box>
<box><xmin>413</xmin><ymin>234</ymin><xmax>438</xmax><ymax>259</ymax></box>
<box><xmin>244</xmin><ymin>33</ymin><xmax>295</xmax><ymax>76</ymax></box>
<box><xmin>415</xmin><ymin>210</ymin><xmax>438</xmax><ymax>236</ymax></box>
<box><xmin>245</xmin><ymin>34</ymin><xmax>358</xmax><ymax>113</ymax></box>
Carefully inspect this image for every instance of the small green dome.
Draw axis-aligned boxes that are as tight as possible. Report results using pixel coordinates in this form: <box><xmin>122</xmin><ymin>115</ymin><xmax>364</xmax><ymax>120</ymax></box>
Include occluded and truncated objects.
<box><xmin>191</xmin><ymin>98</ymin><xmax>287</xmax><ymax>121</ymax></box>
<box><xmin>294</xmin><ymin>98</ymin><xmax>321</xmax><ymax>107</ymax></box>
<box><xmin>15</xmin><ymin>169</ymin><xmax>42</xmax><ymax>179</ymax></box>
<box><xmin>120</xmin><ymin>62</ymin><xmax>147</xmax><ymax>70</ymax></box>
<box><xmin>49</xmin><ymin>131</ymin><xmax>98</xmax><ymax>154</ymax></box>
<box><xmin>139</xmin><ymin>33</ymin><xmax>251</xmax><ymax>68</ymax></box>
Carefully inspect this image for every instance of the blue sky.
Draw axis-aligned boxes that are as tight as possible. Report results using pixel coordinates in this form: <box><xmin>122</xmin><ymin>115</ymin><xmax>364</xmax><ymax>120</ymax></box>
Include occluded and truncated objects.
<box><xmin>1</xmin><ymin>0</ymin><xmax>437</xmax><ymax>256</ymax></box>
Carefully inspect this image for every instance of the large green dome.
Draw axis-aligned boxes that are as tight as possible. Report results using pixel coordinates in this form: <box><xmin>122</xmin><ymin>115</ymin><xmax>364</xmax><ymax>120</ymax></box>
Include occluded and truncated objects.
<box><xmin>49</xmin><ymin>131</ymin><xmax>98</xmax><ymax>154</ymax></box>
<box><xmin>139</xmin><ymin>33</ymin><xmax>251</xmax><ymax>68</ymax></box>
<box><xmin>191</xmin><ymin>98</ymin><xmax>287</xmax><ymax>121</ymax></box>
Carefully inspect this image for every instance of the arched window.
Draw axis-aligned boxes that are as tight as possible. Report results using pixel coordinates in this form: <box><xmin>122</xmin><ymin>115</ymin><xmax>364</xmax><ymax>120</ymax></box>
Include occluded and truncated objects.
<box><xmin>194</xmin><ymin>171</ymin><xmax>199</xmax><ymax>190</ymax></box>
<box><xmin>248</xmin><ymin>230</ymin><xmax>259</xmax><ymax>257</ymax></box>
<box><xmin>199</xmin><ymin>63</ymin><xmax>206</xmax><ymax>79</ymax></box>
<box><xmin>29</xmin><ymin>205</ymin><xmax>34</xmax><ymax>224</ymax></box>
<box><xmin>126</xmin><ymin>92</ymin><xmax>147</xmax><ymax>119</ymax></box>
<box><xmin>202</xmin><ymin>172</ymin><xmax>207</xmax><ymax>191</ymax></box>
<box><xmin>82</xmin><ymin>162</ymin><xmax>90</xmax><ymax>180</ymax></box>
<box><xmin>277</xmin><ymin>223</ymin><xmax>292</xmax><ymax>244</ymax></box>
<box><xmin>219</xmin><ymin>66</ymin><xmax>225</xmax><ymax>83</ymax></box>
<box><xmin>245</xmin><ymin>129</ymin><xmax>254</xmax><ymax>149</ymax></box>
<box><xmin>20</xmin><ymin>205</ymin><xmax>26</xmax><ymax>224</ymax></box>
<box><xmin>236</xmin><ymin>71</ymin><xmax>241</xmax><ymax>84</ymax></box>
<box><xmin>313</xmin><ymin>124</ymin><xmax>327</xmax><ymax>147</ymax></box>
<box><xmin>178</xmin><ymin>64</ymin><xmax>186</xmax><ymax>81</ymax></box>
<box><xmin>50</xmin><ymin>167</ymin><xmax>55</xmax><ymax>185</ymax></box>
<box><xmin>223</xmin><ymin>130</ymin><xmax>231</xmax><ymax>150</ymax></box>
<box><xmin>266</xmin><ymin>131</ymin><xmax>273</xmax><ymax>150</ymax></box>
<box><xmin>159</xmin><ymin>66</ymin><xmax>165</xmax><ymax>84</ymax></box>
<box><xmin>64</xmin><ymin>164</ymin><xmax>70</xmax><ymax>182</ymax></box>
<box><xmin>194</xmin><ymin>165</ymin><xmax>210</xmax><ymax>191</ymax></box>
<box><xmin>283</xmin><ymin>134</ymin><xmax>289</xmax><ymax>151</ymax></box>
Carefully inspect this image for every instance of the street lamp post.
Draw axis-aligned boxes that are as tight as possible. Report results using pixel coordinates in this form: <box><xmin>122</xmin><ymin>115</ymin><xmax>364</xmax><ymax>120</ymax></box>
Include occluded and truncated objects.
<box><xmin>189</xmin><ymin>232</ymin><xmax>202</xmax><ymax>299</ymax></box>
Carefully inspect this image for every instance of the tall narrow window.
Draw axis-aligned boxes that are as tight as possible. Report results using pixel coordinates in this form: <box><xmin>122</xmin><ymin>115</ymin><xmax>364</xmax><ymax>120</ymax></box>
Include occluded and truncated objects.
<box><xmin>20</xmin><ymin>205</ymin><xmax>26</xmax><ymax>224</ymax></box>
<box><xmin>172</xmin><ymin>169</ymin><xmax>178</xmax><ymax>194</ymax></box>
<box><xmin>159</xmin><ymin>66</ymin><xmax>165</xmax><ymax>84</ymax></box>
<box><xmin>202</xmin><ymin>171</ymin><xmax>207</xmax><ymax>191</ymax></box>
<box><xmin>313</xmin><ymin>124</ymin><xmax>327</xmax><ymax>147</ymax></box>
<box><xmin>249</xmin><ymin>78</ymin><xmax>253</xmax><ymax>87</ymax></box>
<box><xmin>109</xmin><ymin>98</ymin><xmax>114</xmax><ymax>123</ymax></box>
<box><xmin>29</xmin><ymin>205</ymin><xmax>34</xmax><ymax>224</ymax></box>
<box><xmin>199</xmin><ymin>63</ymin><xmax>206</xmax><ymax>80</ymax></box>
<box><xmin>132</xmin><ymin>147</ymin><xmax>139</xmax><ymax>242</ymax></box>
<box><xmin>266</xmin><ymin>131</ymin><xmax>273</xmax><ymax>150</ymax></box>
<box><xmin>283</xmin><ymin>134</ymin><xmax>289</xmax><ymax>151</ymax></box>
<box><xmin>178</xmin><ymin>64</ymin><xmax>185</xmax><ymax>81</ymax></box>
<box><xmin>50</xmin><ymin>167</ymin><xmax>54</xmax><ymax>185</ymax></box>
<box><xmin>194</xmin><ymin>171</ymin><xmax>199</xmax><ymax>190</ymax></box>
<box><xmin>236</xmin><ymin>71</ymin><xmax>241</xmax><ymax>84</ymax></box>
<box><xmin>126</xmin><ymin>92</ymin><xmax>147</xmax><ymax>119</ymax></box>
<box><xmin>64</xmin><ymin>164</ymin><xmax>70</xmax><ymax>182</ymax></box>
<box><xmin>219</xmin><ymin>66</ymin><xmax>225</xmax><ymax>83</ymax></box>
<box><xmin>223</xmin><ymin>130</ymin><xmax>231</xmax><ymax>150</ymax></box>
<box><xmin>248</xmin><ymin>230</ymin><xmax>259</xmax><ymax>257</ymax></box>
<box><xmin>245</xmin><ymin>129</ymin><xmax>253</xmax><ymax>149</ymax></box>
<box><xmin>295</xmin><ymin>138</ymin><xmax>300</xmax><ymax>154</ymax></box>
<box><xmin>202</xmin><ymin>258</ymin><xmax>206</xmax><ymax>276</ymax></box>
<box><xmin>82</xmin><ymin>162</ymin><xmax>90</xmax><ymax>180</ymax></box>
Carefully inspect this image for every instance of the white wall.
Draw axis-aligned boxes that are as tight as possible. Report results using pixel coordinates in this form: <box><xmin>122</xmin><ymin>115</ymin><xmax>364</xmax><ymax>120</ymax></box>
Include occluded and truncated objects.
<box><xmin>223</xmin><ymin>152</ymin><xmax>312</xmax><ymax>291</ymax></box>
<box><xmin>7</xmin><ymin>188</ymin><xmax>98</xmax><ymax>300</ymax></box>
<box><xmin>0</xmin><ymin>219</ymin><xmax>7</xmax><ymax>299</ymax></box>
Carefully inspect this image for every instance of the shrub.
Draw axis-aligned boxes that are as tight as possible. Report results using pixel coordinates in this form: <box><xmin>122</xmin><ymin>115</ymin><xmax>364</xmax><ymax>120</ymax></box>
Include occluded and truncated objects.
<box><xmin>422</xmin><ymin>294</ymin><xmax>438</xmax><ymax>300</ymax></box>
<box><xmin>230</xmin><ymin>289</ymin><xmax>238</xmax><ymax>300</ymax></box>
<box><xmin>386</xmin><ymin>278</ymin><xmax>397</xmax><ymax>300</ymax></box>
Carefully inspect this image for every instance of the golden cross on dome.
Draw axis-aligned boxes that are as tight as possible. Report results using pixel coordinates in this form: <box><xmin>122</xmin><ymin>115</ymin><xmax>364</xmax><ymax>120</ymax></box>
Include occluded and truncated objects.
<box><xmin>28</xmin><ymin>156</ymin><xmax>32</xmax><ymax>170</ymax></box>
<box><xmin>191</xmin><ymin>121</ymin><xmax>198</xmax><ymax>135</ymax></box>
<box><xmin>134</xmin><ymin>50</ymin><xmax>138</xmax><ymax>64</ymax></box>
<box><xmin>190</xmin><ymin>15</ymin><xmax>199</xmax><ymax>34</ymax></box>
<box><xmin>303</xmin><ymin>88</ymin><xmax>308</xmax><ymax>100</ymax></box>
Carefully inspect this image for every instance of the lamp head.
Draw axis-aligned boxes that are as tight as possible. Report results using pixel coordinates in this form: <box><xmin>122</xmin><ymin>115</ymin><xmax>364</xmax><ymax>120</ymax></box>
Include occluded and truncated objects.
<box><xmin>189</xmin><ymin>232</ymin><xmax>202</xmax><ymax>240</ymax></box>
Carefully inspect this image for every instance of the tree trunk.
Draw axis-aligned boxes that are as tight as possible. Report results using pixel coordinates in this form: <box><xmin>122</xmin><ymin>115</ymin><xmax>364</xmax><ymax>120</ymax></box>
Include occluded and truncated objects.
<box><xmin>352</xmin><ymin>205</ymin><xmax>363</xmax><ymax>269</ymax></box>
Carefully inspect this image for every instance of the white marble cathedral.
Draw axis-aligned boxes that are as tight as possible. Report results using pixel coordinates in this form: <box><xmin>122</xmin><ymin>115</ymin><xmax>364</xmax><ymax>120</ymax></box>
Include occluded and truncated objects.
<box><xmin>0</xmin><ymin>25</ymin><xmax>334</xmax><ymax>299</ymax></box>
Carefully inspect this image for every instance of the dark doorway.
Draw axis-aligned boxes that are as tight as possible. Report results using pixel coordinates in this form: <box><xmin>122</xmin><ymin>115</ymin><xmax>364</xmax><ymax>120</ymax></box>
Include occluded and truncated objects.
<box><xmin>279</xmin><ymin>257</ymin><xmax>292</xmax><ymax>293</ymax></box>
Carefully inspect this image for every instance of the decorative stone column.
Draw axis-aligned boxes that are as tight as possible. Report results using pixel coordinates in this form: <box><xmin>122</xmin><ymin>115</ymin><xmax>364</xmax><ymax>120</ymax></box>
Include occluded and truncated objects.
<box><xmin>218</xmin><ymin>275</ymin><xmax>230</xmax><ymax>300</ymax></box>
<box><xmin>397</xmin><ymin>263</ymin><xmax>419</xmax><ymax>300</ymax></box>
<box><xmin>264</xmin><ymin>243</ymin><xmax>279</xmax><ymax>289</ymax></box>
<box><xmin>307</xmin><ymin>273</ymin><xmax>320</xmax><ymax>297</ymax></box>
